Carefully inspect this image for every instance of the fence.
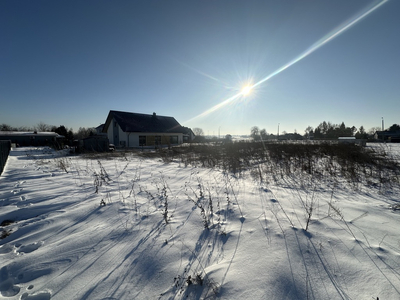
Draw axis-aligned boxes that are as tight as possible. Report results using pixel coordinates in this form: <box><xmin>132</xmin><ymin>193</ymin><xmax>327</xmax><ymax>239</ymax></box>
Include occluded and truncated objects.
<box><xmin>0</xmin><ymin>140</ymin><xmax>11</xmax><ymax>176</ymax></box>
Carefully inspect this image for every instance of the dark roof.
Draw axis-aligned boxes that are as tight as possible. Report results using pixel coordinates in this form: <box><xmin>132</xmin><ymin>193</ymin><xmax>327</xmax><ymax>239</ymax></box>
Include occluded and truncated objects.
<box><xmin>181</xmin><ymin>126</ymin><xmax>195</xmax><ymax>136</ymax></box>
<box><xmin>0</xmin><ymin>131</ymin><xmax>61</xmax><ymax>137</ymax></box>
<box><xmin>104</xmin><ymin>111</ymin><xmax>186</xmax><ymax>133</ymax></box>
<box><xmin>375</xmin><ymin>131</ymin><xmax>400</xmax><ymax>137</ymax></box>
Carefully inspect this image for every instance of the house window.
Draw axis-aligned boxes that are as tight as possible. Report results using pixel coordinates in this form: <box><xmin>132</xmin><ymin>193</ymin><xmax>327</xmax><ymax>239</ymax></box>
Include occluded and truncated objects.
<box><xmin>170</xmin><ymin>136</ymin><xmax>178</xmax><ymax>144</ymax></box>
<box><xmin>139</xmin><ymin>136</ymin><xmax>146</xmax><ymax>146</ymax></box>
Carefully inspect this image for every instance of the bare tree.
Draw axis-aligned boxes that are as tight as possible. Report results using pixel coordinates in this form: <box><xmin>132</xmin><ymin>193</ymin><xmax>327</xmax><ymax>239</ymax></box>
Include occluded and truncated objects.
<box><xmin>368</xmin><ymin>127</ymin><xmax>381</xmax><ymax>135</ymax></box>
<box><xmin>304</xmin><ymin>126</ymin><xmax>313</xmax><ymax>139</ymax></box>
<box><xmin>0</xmin><ymin>124</ymin><xmax>14</xmax><ymax>131</ymax></box>
<box><xmin>35</xmin><ymin>122</ymin><xmax>53</xmax><ymax>132</ymax></box>
<box><xmin>192</xmin><ymin>128</ymin><xmax>204</xmax><ymax>136</ymax></box>
<box><xmin>75</xmin><ymin>127</ymin><xmax>96</xmax><ymax>140</ymax></box>
<box><xmin>250</xmin><ymin>126</ymin><xmax>260</xmax><ymax>141</ymax></box>
<box><xmin>18</xmin><ymin>126</ymin><xmax>34</xmax><ymax>131</ymax></box>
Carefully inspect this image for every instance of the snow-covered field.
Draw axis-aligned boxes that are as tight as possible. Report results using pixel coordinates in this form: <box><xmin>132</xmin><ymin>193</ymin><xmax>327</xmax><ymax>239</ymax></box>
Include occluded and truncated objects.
<box><xmin>1</xmin><ymin>145</ymin><xmax>399</xmax><ymax>300</ymax></box>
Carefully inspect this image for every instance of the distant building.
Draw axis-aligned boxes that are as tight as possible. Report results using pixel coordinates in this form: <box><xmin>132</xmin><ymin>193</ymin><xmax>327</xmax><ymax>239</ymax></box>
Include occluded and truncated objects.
<box><xmin>102</xmin><ymin>110</ymin><xmax>194</xmax><ymax>148</ymax></box>
<box><xmin>181</xmin><ymin>127</ymin><xmax>195</xmax><ymax>143</ymax></box>
<box><xmin>374</xmin><ymin>131</ymin><xmax>400</xmax><ymax>142</ymax></box>
<box><xmin>96</xmin><ymin>124</ymin><xmax>106</xmax><ymax>135</ymax></box>
<box><xmin>338</xmin><ymin>137</ymin><xmax>366</xmax><ymax>146</ymax></box>
<box><xmin>0</xmin><ymin>131</ymin><xmax>64</xmax><ymax>147</ymax></box>
<box><xmin>79</xmin><ymin>135</ymin><xmax>109</xmax><ymax>152</ymax></box>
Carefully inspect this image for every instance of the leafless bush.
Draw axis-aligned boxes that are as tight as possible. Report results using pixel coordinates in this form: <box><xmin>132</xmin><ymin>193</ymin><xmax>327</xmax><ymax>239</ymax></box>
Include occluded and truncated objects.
<box><xmin>185</xmin><ymin>179</ymin><xmax>212</xmax><ymax>229</ymax></box>
<box><xmin>93</xmin><ymin>160</ymin><xmax>111</xmax><ymax>193</ymax></box>
<box><xmin>56</xmin><ymin>157</ymin><xmax>69</xmax><ymax>173</ymax></box>
<box><xmin>173</xmin><ymin>241</ymin><xmax>220</xmax><ymax>298</ymax></box>
<box><xmin>168</xmin><ymin>142</ymin><xmax>399</xmax><ymax>189</ymax></box>
<box><xmin>161</xmin><ymin>180</ymin><xmax>169</xmax><ymax>224</ymax></box>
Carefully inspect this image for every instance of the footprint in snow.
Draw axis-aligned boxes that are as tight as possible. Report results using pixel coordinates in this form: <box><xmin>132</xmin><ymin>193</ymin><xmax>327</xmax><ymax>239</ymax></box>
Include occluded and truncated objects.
<box><xmin>17</xmin><ymin>202</ymin><xmax>32</xmax><ymax>208</ymax></box>
<box><xmin>0</xmin><ymin>244</ymin><xmax>14</xmax><ymax>254</ymax></box>
<box><xmin>17</xmin><ymin>241</ymin><xmax>44</xmax><ymax>254</ymax></box>
<box><xmin>20</xmin><ymin>195</ymin><xmax>26</xmax><ymax>201</ymax></box>
<box><xmin>20</xmin><ymin>290</ymin><xmax>52</xmax><ymax>300</ymax></box>
<box><xmin>0</xmin><ymin>266</ymin><xmax>21</xmax><ymax>297</ymax></box>
<box><xmin>14</xmin><ymin>181</ymin><xmax>25</xmax><ymax>187</ymax></box>
<box><xmin>11</xmin><ymin>188</ymin><xmax>23</xmax><ymax>195</ymax></box>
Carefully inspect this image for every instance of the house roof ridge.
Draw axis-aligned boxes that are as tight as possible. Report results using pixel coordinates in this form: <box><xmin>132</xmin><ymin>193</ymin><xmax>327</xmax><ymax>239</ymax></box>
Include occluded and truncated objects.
<box><xmin>104</xmin><ymin>110</ymin><xmax>185</xmax><ymax>134</ymax></box>
<box><xmin>109</xmin><ymin>110</ymin><xmax>174</xmax><ymax>119</ymax></box>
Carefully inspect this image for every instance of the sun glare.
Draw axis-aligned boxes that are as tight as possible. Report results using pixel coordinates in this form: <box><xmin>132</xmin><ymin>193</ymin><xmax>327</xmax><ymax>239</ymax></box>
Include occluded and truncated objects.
<box><xmin>241</xmin><ymin>85</ymin><xmax>252</xmax><ymax>96</ymax></box>
<box><xmin>184</xmin><ymin>0</ymin><xmax>388</xmax><ymax>124</ymax></box>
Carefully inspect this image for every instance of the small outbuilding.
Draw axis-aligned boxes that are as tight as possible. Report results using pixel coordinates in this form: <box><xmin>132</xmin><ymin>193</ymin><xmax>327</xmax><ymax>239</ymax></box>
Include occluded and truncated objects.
<box><xmin>79</xmin><ymin>135</ymin><xmax>110</xmax><ymax>152</ymax></box>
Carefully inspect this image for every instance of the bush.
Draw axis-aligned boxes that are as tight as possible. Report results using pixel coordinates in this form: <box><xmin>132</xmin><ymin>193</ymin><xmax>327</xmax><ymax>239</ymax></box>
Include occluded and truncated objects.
<box><xmin>165</xmin><ymin>141</ymin><xmax>399</xmax><ymax>188</ymax></box>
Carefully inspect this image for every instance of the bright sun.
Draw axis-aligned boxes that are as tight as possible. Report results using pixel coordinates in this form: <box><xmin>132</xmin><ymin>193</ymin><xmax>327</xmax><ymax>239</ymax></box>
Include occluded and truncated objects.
<box><xmin>241</xmin><ymin>85</ymin><xmax>252</xmax><ymax>96</ymax></box>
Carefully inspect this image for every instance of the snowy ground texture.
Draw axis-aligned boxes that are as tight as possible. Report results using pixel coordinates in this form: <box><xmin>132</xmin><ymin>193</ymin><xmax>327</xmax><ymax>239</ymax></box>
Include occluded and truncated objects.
<box><xmin>1</xmin><ymin>145</ymin><xmax>400</xmax><ymax>300</ymax></box>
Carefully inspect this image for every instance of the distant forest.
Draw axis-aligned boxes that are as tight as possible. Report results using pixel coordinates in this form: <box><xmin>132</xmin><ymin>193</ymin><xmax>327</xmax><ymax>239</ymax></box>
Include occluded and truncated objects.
<box><xmin>250</xmin><ymin>122</ymin><xmax>400</xmax><ymax>141</ymax></box>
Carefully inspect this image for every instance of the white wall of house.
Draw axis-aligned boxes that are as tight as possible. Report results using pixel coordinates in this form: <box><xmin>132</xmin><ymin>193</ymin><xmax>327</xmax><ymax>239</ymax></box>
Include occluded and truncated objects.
<box><xmin>106</xmin><ymin>119</ymin><xmax>183</xmax><ymax>147</ymax></box>
<box><xmin>124</xmin><ymin>132</ymin><xmax>183</xmax><ymax>147</ymax></box>
<box><xmin>106</xmin><ymin>118</ymin><xmax>120</xmax><ymax>145</ymax></box>
<box><xmin>106</xmin><ymin>127</ymin><xmax>112</xmax><ymax>143</ymax></box>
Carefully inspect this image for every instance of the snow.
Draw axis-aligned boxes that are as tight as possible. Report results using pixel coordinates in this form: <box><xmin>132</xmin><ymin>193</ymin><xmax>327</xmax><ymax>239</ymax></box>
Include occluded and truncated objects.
<box><xmin>0</xmin><ymin>146</ymin><xmax>399</xmax><ymax>300</ymax></box>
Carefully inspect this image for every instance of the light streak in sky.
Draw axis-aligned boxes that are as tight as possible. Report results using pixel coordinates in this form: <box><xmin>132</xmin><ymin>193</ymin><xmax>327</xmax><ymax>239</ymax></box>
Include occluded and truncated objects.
<box><xmin>173</xmin><ymin>59</ymin><xmax>221</xmax><ymax>83</ymax></box>
<box><xmin>185</xmin><ymin>0</ymin><xmax>388</xmax><ymax>123</ymax></box>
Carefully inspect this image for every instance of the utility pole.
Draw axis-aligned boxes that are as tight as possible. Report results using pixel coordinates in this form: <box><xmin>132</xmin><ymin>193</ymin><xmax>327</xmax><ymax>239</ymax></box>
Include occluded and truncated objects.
<box><xmin>277</xmin><ymin>123</ymin><xmax>280</xmax><ymax>138</ymax></box>
<box><xmin>382</xmin><ymin>117</ymin><xmax>384</xmax><ymax>131</ymax></box>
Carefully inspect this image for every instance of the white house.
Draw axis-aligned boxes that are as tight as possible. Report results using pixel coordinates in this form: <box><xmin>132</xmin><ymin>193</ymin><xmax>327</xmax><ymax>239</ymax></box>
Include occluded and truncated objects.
<box><xmin>338</xmin><ymin>137</ymin><xmax>366</xmax><ymax>146</ymax></box>
<box><xmin>102</xmin><ymin>110</ymin><xmax>194</xmax><ymax>148</ymax></box>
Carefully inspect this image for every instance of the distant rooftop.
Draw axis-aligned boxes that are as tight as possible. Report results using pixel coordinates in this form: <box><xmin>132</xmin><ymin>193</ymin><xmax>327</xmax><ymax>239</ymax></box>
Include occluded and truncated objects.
<box><xmin>0</xmin><ymin>131</ymin><xmax>62</xmax><ymax>137</ymax></box>
<box><xmin>104</xmin><ymin>110</ymin><xmax>186</xmax><ymax>134</ymax></box>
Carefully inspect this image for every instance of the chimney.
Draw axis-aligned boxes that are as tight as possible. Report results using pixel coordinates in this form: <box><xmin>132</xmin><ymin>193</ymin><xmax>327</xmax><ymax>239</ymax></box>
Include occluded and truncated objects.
<box><xmin>153</xmin><ymin>112</ymin><xmax>156</xmax><ymax>117</ymax></box>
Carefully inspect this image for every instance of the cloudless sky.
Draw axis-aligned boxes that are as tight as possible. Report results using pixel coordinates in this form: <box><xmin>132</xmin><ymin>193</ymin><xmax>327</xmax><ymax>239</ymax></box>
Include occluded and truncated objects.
<box><xmin>1</xmin><ymin>0</ymin><xmax>399</xmax><ymax>136</ymax></box>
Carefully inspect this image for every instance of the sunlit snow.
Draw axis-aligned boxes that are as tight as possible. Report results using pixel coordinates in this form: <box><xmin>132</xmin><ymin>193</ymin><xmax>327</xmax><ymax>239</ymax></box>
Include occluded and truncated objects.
<box><xmin>0</xmin><ymin>146</ymin><xmax>399</xmax><ymax>299</ymax></box>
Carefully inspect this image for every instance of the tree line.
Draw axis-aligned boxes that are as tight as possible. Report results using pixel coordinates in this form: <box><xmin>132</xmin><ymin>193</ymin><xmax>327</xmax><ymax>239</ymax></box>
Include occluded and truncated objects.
<box><xmin>251</xmin><ymin>122</ymin><xmax>400</xmax><ymax>140</ymax></box>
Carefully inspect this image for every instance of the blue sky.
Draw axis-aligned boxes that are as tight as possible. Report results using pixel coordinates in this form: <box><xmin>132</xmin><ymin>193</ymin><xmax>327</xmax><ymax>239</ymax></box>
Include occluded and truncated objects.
<box><xmin>1</xmin><ymin>0</ymin><xmax>399</xmax><ymax>136</ymax></box>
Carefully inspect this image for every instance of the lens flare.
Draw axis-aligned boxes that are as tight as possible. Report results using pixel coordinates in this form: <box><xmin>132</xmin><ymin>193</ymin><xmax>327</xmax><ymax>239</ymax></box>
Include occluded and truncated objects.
<box><xmin>185</xmin><ymin>0</ymin><xmax>388</xmax><ymax>123</ymax></box>
<box><xmin>253</xmin><ymin>0</ymin><xmax>388</xmax><ymax>89</ymax></box>
<box><xmin>241</xmin><ymin>85</ymin><xmax>252</xmax><ymax>96</ymax></box>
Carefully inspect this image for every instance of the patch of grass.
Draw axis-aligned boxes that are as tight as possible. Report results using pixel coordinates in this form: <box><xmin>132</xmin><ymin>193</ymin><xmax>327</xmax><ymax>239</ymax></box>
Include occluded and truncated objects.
<box><xmin>0</xmin><ymin>219</ymin><xmax>15</xmax><ymax>227</ymax></box>
<box><xmin>390</xmin><ymin>204</ymin><xmax>400</xmax><ymax>211</ymax></box>
<box><xmin>0</xmin><ymin>229</ymin><xmax>11</xmax><ymax>239</ymax></box>
<box><xmin>1</xmin><ymin>219</ymin><xmax>15</xmax><ymax>239</ymax></box>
